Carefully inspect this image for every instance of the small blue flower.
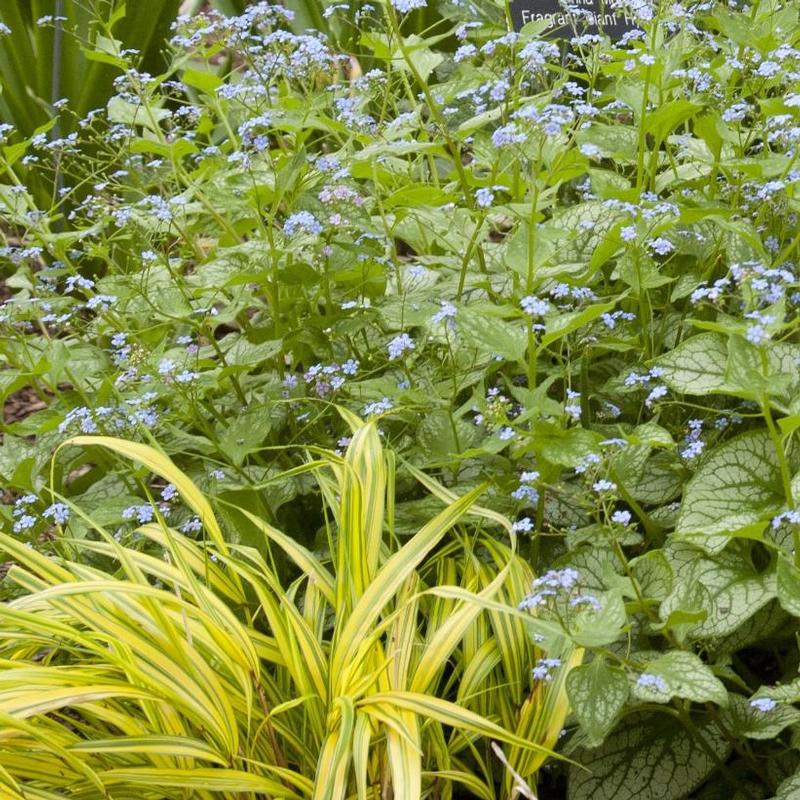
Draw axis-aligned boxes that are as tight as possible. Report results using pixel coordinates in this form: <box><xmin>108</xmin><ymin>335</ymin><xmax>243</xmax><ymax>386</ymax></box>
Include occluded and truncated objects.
<box><xmin>637</xmin><ymin>673</ymin><xmax>668</xmax><ymax>692</ymax></box>
<box><xmin>521</xmin><ymin>296</ymin><xmax>550</xmax><ymax>316</ymax></box>
<box><xmin>532</xmin><ymin>657</ymin><xmax>562</xmax><ymax>682</ymax></box>
<box><xmin>43</xmin><ymin>503</ymin><xmax>70</xmax><ymax>525</ymax></box>
<box><xmin>475</xmin><ymin>187</ymin><xmax>494</xmax><ymax>208</ymax></box>
<box><xmin>611</xmin><ymin>510</ymin><xmax>632</xmax><ymax>525</ymax></box>
<box><xmin>390</xmin><ymin>0</ymin><xmax>426</xmax><ymax>12</ymax></box>
<box><xmin>645</xmin><ymin>385</ymin><xmax>668</xmax><ymax>407</ymax></box>
<box><xmin>492</xmin><ymin>123</ymin><xmax>526</xmax><ymax>148</ymax></box>
<box><xmin>13</xmin><ymin>514</ymin><xmax>36</xmax><ymax>533</ymax></box>
<box><xmin>511</xmin><ymin>517</ymin><xmax>534</xmax><ymax>533</ymax></box>
<box><xmin>363</xmin><ymin>398</ymin><xmax>394</xmax><ymax>417</ymax></box>
<box><xmin>388</xmin><ymin>333</ymin><xmax>415</xmax><ymax>360</ymax></box>
<box><xmin>592</xmin><ymin>479</ymin><xmax>617</xmax><ymax>493</ymax></box>
<box><xmin>534</xmin><ymin>568</ymin><xmax>580</xmax><ymax>590</ymax></box>
<box><xmin>570</xmin><ymin>594</ymin><xmax>601</xmax><ymax>610</ymax></box>
<box><xmin>284</xmin><ymin>211</ymin><xmax>322</xmax><ymax>237</ymax></box>
<box><xmin>122</xmin><ymin>504</ymin><xmax>155</xmax><ymax>524</ymax></box>
<box><xmin>431</xmin><ymin>302</ymin><xmax>457</xmax><ymax>324</ymax></box>
<box><xmin>649</xmin><ymin>237</ymin><xmax>674</xmax><ymax>256</ymax></box>
<box><xmin>750</xmin><ymin>697</ymin><xmax>777</xmax><ymax>712</ymax></box>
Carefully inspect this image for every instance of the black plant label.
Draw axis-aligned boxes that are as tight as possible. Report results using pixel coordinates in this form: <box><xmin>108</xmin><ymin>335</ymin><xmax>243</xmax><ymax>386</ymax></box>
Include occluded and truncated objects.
<box><xmin>509</xmin><ymin>0</ymin><xmax>641</xmax><ymax>39</ymax></box>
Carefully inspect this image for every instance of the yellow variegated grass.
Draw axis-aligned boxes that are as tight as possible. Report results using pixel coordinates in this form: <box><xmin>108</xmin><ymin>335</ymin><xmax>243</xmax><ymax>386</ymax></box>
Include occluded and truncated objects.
<box><xmin>0</xmin><ymin>413</ymin><xmax>581</xmax><ymax>798</ymax></box>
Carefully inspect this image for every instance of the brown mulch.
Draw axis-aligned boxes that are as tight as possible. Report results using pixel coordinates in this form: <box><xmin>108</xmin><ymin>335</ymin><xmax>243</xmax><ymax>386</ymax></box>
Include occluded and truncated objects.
<box><xmin>3</xmin><ymin>386</ymin><xmax>48</xmax><ymax>426</ymax></box>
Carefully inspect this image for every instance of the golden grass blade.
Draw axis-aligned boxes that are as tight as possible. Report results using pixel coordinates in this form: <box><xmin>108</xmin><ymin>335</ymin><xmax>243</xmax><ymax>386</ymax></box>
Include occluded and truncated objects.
<box><xmin>313</xmin><ymin>697</ymin><xmax>355</xmax><ymax>800</ymax></box>
<box><xmin>0</xmin><ymin>711</ymin><xmax>107</xmax><ymax>793</ymax></box>
<box><xmin>338</xmin><ymin>421</ymin><xmax>386</xmax><ymax>604</ymax></box>
<box><xmin>509</xmin><ymin>645</ymin><xmax>585</xmax><ymax>783</ymax></box>
<box><xmin>385</xmin><ymin>714</ymin><xmax>422</xmax><ymax>800</ymax></box>
<box><xmin>359</xmin><ymin>692</ymin><xmax>557</xmax><ymax>757</ymax></box>
<box><xmin>67</xmin><ymin>735</ymin><xmax>228</xmax><ymax>765</ymax></box>
<box><xmin>352</xmin><ymin>712</ymin><xmax>372</xmax><ymax>800</ymax></box>
<box><xmin>0</xmin><ymin>685</ymin><xmax>155</xmax><ymax>719</ymax></box>
<box><xmin>220</xmin><ymin>505</ymin><xmax>336</xmax><ymax>605</ymax></box>
<box><xmin>97</xmin><ymin>767</ymin><xmax>302</xmax><ymax>795</ymax></box>
<box><xmin>422</xmin><ymin>769</ymin><xmax>496</xmax><ymax>800</ymax></box>
<box><xmin>456</xmin><ymin>639</ymin><xmax>501</xmax><ymax>706</ymax></box>
<box><xmin>331</xmin><ymin>484</ymin><xmax>486</xmax><ymax>689</ymax></box>
<box><xmin>59</xmin><ymin>436</ymin><xmax>229</xmax><ymax>554</ymax></box>
<box><xmin>410</xmin><ymin>568</ymin><xmax>508</xmax><ymax>695</ymax></box>
<box><xmin>402</xmin><ymin>460</ymin><xmax>515</xmax><ymax>536</ymax></box>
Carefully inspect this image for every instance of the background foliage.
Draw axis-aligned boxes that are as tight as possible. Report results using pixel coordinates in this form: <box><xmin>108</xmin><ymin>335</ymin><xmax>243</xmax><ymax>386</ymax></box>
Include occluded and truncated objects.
<box><xmin>1</xmin><ymin>0</ymin><xmax>800</xmax><ymax>797</ymax></box>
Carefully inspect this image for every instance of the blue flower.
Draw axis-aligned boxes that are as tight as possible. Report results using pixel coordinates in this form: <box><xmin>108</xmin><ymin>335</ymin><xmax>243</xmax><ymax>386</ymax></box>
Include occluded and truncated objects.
<box><xmin>388</xmin><ymin>333</ymin><xmax>415</xmax><ymax>360</ymax></box>
<box><xmin>532</xmin><ymin>658</ymin><xmax>561</xmax><ymax>682</ymax></box>
<box><xmin>750</xmin><ymin>697</ymin><xmax>777</xmax><ymax>712</ymax></box>
<box><xmin>645</xmin><ymin>385</ymin><xmax>668</xmax><ymax>408</ymax></box>
<box><xmin>284</xmin><ymin>211</ymin><xmax>322</xmax><ymax>236</ymax></box>
<box><xmin>43</xmin><ymin>503</ymin><xmax>70</xmax><ymax>525</ymax></box>
<box><xmin>390</xmin><ymin>0</ymin><xmax>426</xmax><ymax>12</ymax></box>
<box><xmin>611</xmin><ymin>510</ymin><xmax>632</xmax><ymax>525</ymax></box>
<box><xmin>431</xmin><ymin>302</ymin><xmax>456</xmax><ymax>324</ymax></box>
<box><xmin>521</xmin><ymin>296</ymin><xmax>550</xmax><ymax>316</ymax></box>
<box><xmin>637</xmin><ymin>673</ymin><xmax>668</xmax><ymax>692</ymax></box>
<box><xmin>13</xmin><ymin>514</ymin><xmax>36</xmax><ymax>533</ymax></box>
<box><xmin>511</xmin><ymin>517</ymin><xmax>534</xmax><ymax>533</ymax></box>
<box><xmin>570</xmin><ymin>594</ymin><xmax>601</xmax><ymax>610</ymax></box>
<box><xmin>534</xmin><ymin>568</ymin><xmax>580</xmax><ymax>590</ymax></box>
<box><xmin>475</xmin><ymin>187</ymin><xmax>494</xmax><ymax>208</ymax></box>
<box><xmin>362</xmin><ymin>398</ymin><xmax>394</xmax><ymax>417</ymax></box>
<box><xmin>122</xmin><ymin>504</ymin><xmax>155</xmax><ymax>524</ymax></box>
<box><xmin>648</xmin><ymin>237</ymin><xmax>674</xmax><ymax>256</ymax></box>
<box><xmin>491</xmin><ymin>123</ymin><xmax>526</xmax><ymax>148</ymax></box>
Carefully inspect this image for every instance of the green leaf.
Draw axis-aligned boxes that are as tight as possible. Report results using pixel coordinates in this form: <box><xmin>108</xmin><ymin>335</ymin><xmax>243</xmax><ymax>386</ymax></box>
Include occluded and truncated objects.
<box><xmin>661</xmin><ymin>544</ymin><xmax>775</xmax><ymax>639</ymax></box>
<box><xmin>575</xmin><ymin>124</ymin><xmax>639</xmax><ymax>161</ymax></box>
<box><xmin>457</xmin><ymin>307</ymin><xmax>527</xmax><ymax>362</ymax></box>
<box><xmin>675</xmin><ymin>430</ymin><xmax>793</xmax><ymax>538</ymax></box>
<box><xmin>643</xmin><ymin>100</ymin><xmax>703</xmax><ymax>143</ymax></box>
<box><xmin>725</xmin><ymin>335</ymin><xmax>799</xmax><ymax>403</ymax></box>
<box><xmin>570</xmin><ymin>591</ymin><xmax>626</xmax><ymax>647</ymax></box>
<box><xmin>218</xmin><ymin>410</ymin><xmax>272</xmax><ymax>467</ymax></box>
<box><xmin>630</xmin><ymin>551</ymin><xmax>673</xmax><ymax>601</ymax></box>
<box><xmin>654</xmin><ymin>332</ymin><xmax>728</xmax><ymax>395</ymax></box>
<box><xmin>616</xmin><ymin>254</ymin><xmax>674</xmax><ymax>293</ymax></box>
<box><xmin>569</xmin><ymin>713</ymin><xmax>729</xmax><ymax>800</ymax></box>
<box><xmin>534</xmin><ymin>424</ymin><xmax>603</xmax><ymax>469</ymax></box>
<box><xmin>632</xmin><ymin>651</ymin><xmax>728</xmax><ymax>707</ymax></box>
<box><xmin>613</xmin><ymin>448</ymin><xmax>684</xmax><ymax>505</ymax></box>
<box><xmin>772</xmin><ymin>769</ymin><xmax>800</xmax><ymax>800</ymax></box>
<box><xmin>222</xmin><ymin>338</ymin><xmax>282</xmax><ymax>370</ymax></box>
<box><xmin>776</xmin><ymin>555</ymin><xmax>800</xmax><ymax>617</ymax></box>
<box><xmin>540</xmin><ymin>301</ymin><xmax>617</xmax><ymax>348</ymax></box>
<box><xmin>182</xmin><ymin>67</ymin><xmax>224</xmax><ymax>93</ymax></box>
<box><xmin>719</xmin><ymin>694</ymin><xmax>800</xmax><ymax>741</ymax></box>
<box><xmin>566</xmin><ymin>659</ymin><xmax>628</xmax><ymax>747</ymax></box>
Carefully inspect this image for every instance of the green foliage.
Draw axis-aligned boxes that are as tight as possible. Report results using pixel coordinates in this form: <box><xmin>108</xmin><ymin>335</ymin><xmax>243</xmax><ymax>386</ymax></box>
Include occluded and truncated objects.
<box><xmin>0</xmin><ymin>1</ymin><xmax>181</xmax><ymax>137</ymax></box>
<box><xmin>1</xmin><ymin>0</ymin><xmax>800</xmax><ymax>796</ymax></box>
